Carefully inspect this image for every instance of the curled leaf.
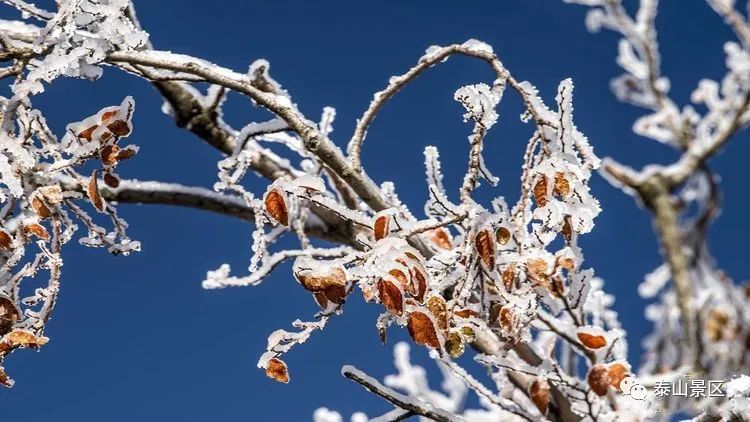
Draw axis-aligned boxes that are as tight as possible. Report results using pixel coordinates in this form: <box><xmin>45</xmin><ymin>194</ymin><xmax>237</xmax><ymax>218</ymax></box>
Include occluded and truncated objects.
<box><xmin>24</xmin><ymin>223</ymin><xmax>49</xmax><ymax>241</ymax></box>
<box><xmin>265</xmin><ymin>357</ymin><xmax>290</xmax><ymax>383</ymax></box>
<box><xmin>264</xmin><ymin>189</ymin><xmax>288</xmax><ymax>226</ymax></box>
<box><xmin>87</xmin><ymin>170</ymin><xmax>106</xmax><ymax>212</ymax></box>
<box><xmin>116</xmin><ymin>146</ymin><xmax>138</xmax><ymax>161</ymax></box>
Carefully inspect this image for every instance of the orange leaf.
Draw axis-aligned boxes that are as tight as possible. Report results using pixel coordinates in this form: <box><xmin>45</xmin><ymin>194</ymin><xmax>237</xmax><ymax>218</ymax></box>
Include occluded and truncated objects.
<box><xmin>577</xmin><ymin>331</ymin><xmax>607</xmax><ymax>349</ymax></box>
<box><xmin>607</xmin><ymin>362</ymin><xmax>630</xmax><ymax>390</ymax></box>
<box><xmin>426</xmin><ymin>296</ymin><xmax>448</xmax><ymax>331</ymax></box>
<box><xmin>265</xmin><ymin>357</ymin><xmax>290</xmax><ymax>383</ymax></box>
<box><xmin>553</xmin><ymin>172</ymin><xmax>570</xmax><ymax>197</ymax></box>
<box><xmin>587</xmin><ymin>364</ymin><xmax>610</xmax><ymax>396</ymax></box>
<box><xmin>474</xmin><ymin>229</ymin><xmax>495</xmax><ymax>268</ymax></box>
<box><xmin>407</xmin><ymin>311</ymin><xmax>441</xmax><ymax>349</ymax></box>
<box><xmin>373</xmin><ymin>214</ymin><xmax>390</xmax><ymax>241</ymax></box>
<box><xmin>427</xmin><ymin>228</ymin><xmax>452</xmax><ymax>250</ymax></box>
<box><xmin>2</xmin><ymin>329</ymin><xmax>48</xmax><ymax>351</ymax></box>
<box><xmin>377</xmin><ymin>279</ymin><xmax>404</xmax><ymax>316</ymax></box>
<box><xmin>23</xmin><ymin>223</ymin><xmax>49</xmax><ymax>241</ymax></box>
<box><xmin>264</xmin><ymin>189</ymin><xmax>288</xmax><ymax>226</ymax></box>
<box><xmin>0</xmin><ymin>229</ymin><xmax>13</xmax><ymax>252</ymax></box>
<box><xmin>31</xmin><ymin>195</ymin><xmax>52</xmax><ymax>219</ymax></box>
<box><xmin>409</xmin><ymin>265</ymin><xmax>428</xmax><ymax>303</ymax></box>
<box><xmin>297</xmin><ymin>267</ymin><xmax>347</xmax><ymax>306</ymax></box>
<box><xmin>87</xmin><ymin>170</ymin><xmax>106</xmax><ymax>212</ymax></box>
<box><xmin>530</xmin><ymin>378</ymin><xmax>550</xmax><ymax>415</ymax></box>
<box><xmin>533</xmin><ymin>174</ymin><xmax>548</xmax><ymax>207</ymax></box>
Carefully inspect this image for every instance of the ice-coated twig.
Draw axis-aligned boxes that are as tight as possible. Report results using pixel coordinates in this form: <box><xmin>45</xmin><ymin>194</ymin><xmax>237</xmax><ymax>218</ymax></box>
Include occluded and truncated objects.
<box><xmin>342</xmin><ymin>365</ymin><xmax>459</xmax><ymax>422</ymax></box>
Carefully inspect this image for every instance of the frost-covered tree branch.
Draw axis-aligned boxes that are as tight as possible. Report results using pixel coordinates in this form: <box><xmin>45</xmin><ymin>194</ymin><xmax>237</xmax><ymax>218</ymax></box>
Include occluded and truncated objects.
<box><xmin>567</xmin><ymin>0</ymin><xmax>750</xmax><ymax>419</ymax></box>
<box><xmin>1</xmin><ymin>1</ymin><xmax>748</xmax><ymax>421</ymax></box>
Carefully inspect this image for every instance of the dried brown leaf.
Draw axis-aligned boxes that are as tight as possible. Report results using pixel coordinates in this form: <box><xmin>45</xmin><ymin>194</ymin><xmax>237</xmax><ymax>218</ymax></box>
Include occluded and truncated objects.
<box><xmin>407</xmin><ymin>311</ymin><xmax>441</xmax><ymax>349</ymax></box>
<box><xmin>587</xmin><ymin>364</ymin><xmax>610</xmax><ymax>396</ymax></box>
<box><xmin>24</xmin><ymin>223</ymin><xmax>49</xmax><ymax>241</ymax></box>
<box><xmin>264</xmin><ymin>189</ymin><xmax>288</xmax><ymax>226</ymax></box>
<box><xmin>77</xmin><ymin>125</ymin><xmax>98</xmax><ymax>141</ymax></box>
<box><xmin>103</xmin><ymin>172</ymin><xmax>120</xmax><ymax>188</ymax></box>
<box><xmin>0</xmin><ymin>296</ymin><xmax>20</xmax><ymax>336</ymax></box>
<box><xmin>533</xmin><ymin>174</ymin><xmax>548</xmax><ymax>207</ymax></box>
<box><xmin>116</xmin><ymin>147</ymin><xmax>138</xmax><ymax>161</ymax></box>
<box><xmin>607</xmin><ymin>362</ymin><xmax>630</xmax><ymax>390</ymax></box>
<box><xmin>31</xmin><ymin>195</ymin><xmax>52</xmax><ymax>219</ymax></box>
<box><xmin>474</xmin><ymin>229</ymin><xmax>495</xmax><ymax>268</ymax></box>
<box><xmin>553</xmin><ymin>172</ymin><xmax>570</xmax><ymax>197</ymax></box>
<box><xmin>265</xmin><ymin>357</ymin><xmax>290</xmax><ymax>383</ymax></box>
<box><xmin>87</xmin><ymin>170</ymin><xmax>106</xmax><ymax>212</ymax></box>
<box><xmin>377</xmin><ymin>279</ymin><xmax>404</xmax><ymax>316</ymax></box>
<box><xmin>100</xmin><ymin>144</ymin><xmax>120</xmax><ymax>166</ymax></box>
<box><xmin>427</xmin><ymin>228</ymin><xmax>452</xmax><ymax>250</ymax></box>
<box><xmin>373</xmin><ymin>215</ymin><xmax>390</xmax><ymax>241</ymax></box>
<box><xmin>0</xmin><ymin>229</ymin><xmax>13</xmax><ymax>252</ymax></box>
<box><xmin>0</xmin><ymin>366</ymin><xmax>11</xmax><ymax>388</ymax></box>
<box><xmin>530</xmin><ymin>378</ymin><xmax>550</xmax><ymax>415</ymax></box>
<box><xmin>577</xmin><ymin>331</ymin><xmax>607</xmax><ymax>349</ymax></box>
<box><xmin>426</xmin><ymin>296</ymin><xmax>448</xmax><ymax>331</ymax></box>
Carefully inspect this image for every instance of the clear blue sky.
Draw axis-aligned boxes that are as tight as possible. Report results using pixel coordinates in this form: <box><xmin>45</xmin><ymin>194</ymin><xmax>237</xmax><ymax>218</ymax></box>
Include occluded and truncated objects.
<box><xmin>3</xmin><ymin>1</ymin><xmax>749</xmax><ymax>420</ymax></box>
